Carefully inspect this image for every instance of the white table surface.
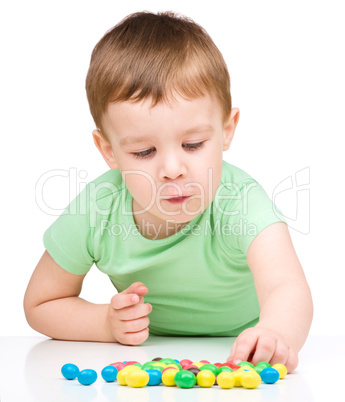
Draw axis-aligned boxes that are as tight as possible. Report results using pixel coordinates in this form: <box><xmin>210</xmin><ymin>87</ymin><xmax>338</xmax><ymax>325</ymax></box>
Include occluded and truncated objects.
<box><xmin>0</xmin><ymin>335</ymin><xmax>343</xmax><ymax>401</ymax></box>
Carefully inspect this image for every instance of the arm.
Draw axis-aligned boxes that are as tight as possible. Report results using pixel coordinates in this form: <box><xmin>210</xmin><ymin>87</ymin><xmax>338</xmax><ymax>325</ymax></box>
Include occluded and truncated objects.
<box><xmin>228</xmin><ymin>222</ymin><xmax>313</xmax><ymax>372</ymax></box>
<box><xmin>24</xmin><ymin>250</ymin><xmax>151</xmax><ymax>344</ymax></box>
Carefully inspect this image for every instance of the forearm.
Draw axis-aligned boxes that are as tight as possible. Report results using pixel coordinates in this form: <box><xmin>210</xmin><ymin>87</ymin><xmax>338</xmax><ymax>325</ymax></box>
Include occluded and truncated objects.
<box><xmin>25</xmin><ymin>297</ymin><xmax>116</xmax><ymax>343</ymax></box>
<box><xmin>257</xmin><ymin>282</ymin><xmax>313</xmax><ymax>352</ymax></box>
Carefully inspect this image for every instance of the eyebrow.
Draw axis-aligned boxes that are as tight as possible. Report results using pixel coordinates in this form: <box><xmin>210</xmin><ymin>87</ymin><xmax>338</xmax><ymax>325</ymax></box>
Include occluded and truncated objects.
<box><xmin>119</xmin><ymin>124</ymin><xmax>214</xmax><ymax>146</ymax></box>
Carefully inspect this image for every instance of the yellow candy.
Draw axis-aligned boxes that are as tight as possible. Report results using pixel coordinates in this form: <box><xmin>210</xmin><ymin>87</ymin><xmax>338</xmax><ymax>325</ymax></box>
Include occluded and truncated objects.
<box><xmin>233</xmin><ymin>370</ymin><xmax>244</xmax><ymax>387</ymax></box>
<box><xmin>196</xmin><ymin>370</ymin><xmax>215</xmax><ymax>387</ymax></box>
<box><xmin>162</xmin><ymin>368</ymin><xmax>178</xmax><ymax>386</ymax></box>
<box><xmin>192</xmin><ymin>362</ymin><xmax>204</xmax><ymax>368</ymax></box>
<box><xmin>117</xmin><ymin>366</ymin><xmax>141</xmax><ymax>386</ymax></box>
<box><xmin>126</xmin><ymin>370</ymin><xmax>150</xmax><ymax>388</ymax></box>
<box><xmin>164</xmin><ymin>364</ymin><xmax>180</xmax><ymax>371</ymax></box>
<box><xmin>217</xmin><ymin>372</ymin><xmax>235</xmax><ymax>389</ymax></box>
<box><xmin>272</xmin><ymin>364</ymin><xmax>288</xmax><ymax>379</ymax></box>
<box><xmin>241</xmin><ymin>371</ymin><xmax>262</xmax><ymax>389</ymax></box>
<box><xmin>152</xmin><ymin>362</ymin><xmax>167</xmax><ymax>368</ymax></box>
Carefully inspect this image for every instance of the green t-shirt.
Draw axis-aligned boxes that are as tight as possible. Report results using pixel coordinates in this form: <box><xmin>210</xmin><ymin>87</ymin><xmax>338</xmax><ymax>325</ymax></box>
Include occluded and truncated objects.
<box><xmin>43</xmin><ymin>161</ymin><xmax>284</xmax><ymax>336</ymax></box>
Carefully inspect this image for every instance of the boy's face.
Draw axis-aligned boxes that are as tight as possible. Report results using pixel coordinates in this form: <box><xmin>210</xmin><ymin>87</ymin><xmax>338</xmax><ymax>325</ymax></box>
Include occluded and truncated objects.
<box><xmin>94</xmin><ymin>94</ymin><xmax>239</xmax><ymax>239</ymax></box>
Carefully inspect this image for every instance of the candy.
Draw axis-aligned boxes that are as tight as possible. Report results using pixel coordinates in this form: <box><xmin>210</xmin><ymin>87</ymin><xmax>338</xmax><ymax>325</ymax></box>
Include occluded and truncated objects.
<box><xmin>272</xmin><ymin>364</ymin><xmax>288</xmax><ymax>379</ymax></box>
<box><xmin>117</xmin><ymin>365</ymin><xmax>142</xmax><ymax>386</ymax></box>
<box><xmin>179</xmin><ymin>359</ymin><xmax>193</xmax><ymax>368</ymax></box>
<box><xmin>162</xmin><ymin>368</ymin><xmax>178</xmax><ymax>386</ymax></box>
<box><xmin>101</xmin><ymin>365</ymin><xmax>118</xmax><ymax>382</ymax></box>
<box><xmin>126</xmin><ymin>370</ymin><xmax>149</xmax><ymax>388</ymax></box>
<box><xmin>216</xmin><ymin>366</ymin><xmax>233</xmax><ymax>375</ymax></box>
<box><xmin>77</xmin><ymin>369</ymin><xmax>97</xmax><ymax>386</ymax></box>
<box><xmin>199</xmin><ymin>364</ymin><xmax>218</xmax><ymax>375</ymax></box>
<box><xmin>110</xmin><ymin>361</ymin><xmax>125</xmax><ymax>371</ymax></box>
<box><xmin>61</xmin><ymin>363</ymin><xmax>79</xmax><ymax>380</ymax></box>
<box><xmin>186</xmin><ymin>367</ymin><xmax>200</xmax><ymax>376</ymax></box>
<box><xmin>238</xmin><ymin>361</ymin><xmax>255</xmax><ymax>369</ymax></box>
<box><xmin>61</xmin><ymin>358</ymin><xmax>289</xmax><ymax>389</ymax></box>
<box><xmin>217</xmin><ymin>371</ymin><xmax>235</xmax><ymax>389</ymax></box>
<box><xmin>241</xmin><ymin>371</ymin><xmax>262</xmax><ymax>389</ymax></box>
<box><xmin>260</xmin><ymin>367</ymin><xmax>280</xmax><ymax>384</ymax></box>
<box><xmin>196</xmin><ymin>370</ymin><xmax>215</xmax><ymax>387</ymax></box>
<box><xmin>146</xmin><ymin>369</ymin><xmax>162</xmax><ymax>386</ymax></box>
<box><xmin>174</xmin><ymin>370</ymin><xmax>197</xmax><ymax>388</ymax></box>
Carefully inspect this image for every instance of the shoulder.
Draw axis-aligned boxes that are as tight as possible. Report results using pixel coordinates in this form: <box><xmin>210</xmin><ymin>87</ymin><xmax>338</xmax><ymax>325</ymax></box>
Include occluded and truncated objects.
<box><xmin>88</xmin><ymin>169</ymin><xmax>125</xmax><ymax>200</ymax></box>
<box><xmin>220</xmin><ymin>161</ymin><xmax>259</xmax><ymax>189</ymax></box>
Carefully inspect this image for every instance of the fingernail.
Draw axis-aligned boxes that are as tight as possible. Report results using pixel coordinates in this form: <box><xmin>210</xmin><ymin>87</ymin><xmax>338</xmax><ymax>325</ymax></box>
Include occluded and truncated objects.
<box><xmin>138</xmin><ymin>286</ymin><xmax>147</xmax><ymax>292</ymax></box>
<box><xmin>132</xmin><ymin>295</ymin><xmax>139</xmax><ymax>303</ymax></box>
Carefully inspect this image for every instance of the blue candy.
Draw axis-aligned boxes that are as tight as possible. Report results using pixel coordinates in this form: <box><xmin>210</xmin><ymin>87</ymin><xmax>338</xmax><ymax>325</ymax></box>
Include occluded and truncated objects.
<box><xmin>145</xmin><ymin>369</ymin><xmax>162</xmax><ymax>386</ymax></box>
<box><xmin>101</xmin><ymin>365</ymin><xmax>118</xmax><ymax>382</ymax></box>
<box><xmin>77</xmin><ymin>369</ymin><xmax>98</xmax><ymax>385</ymax></box>
<box><xmin>61</xmin><ymin>363</ymin><xmax>79</xmax><ymax>380</ymax></box>
<box><xmin>260</xmin><ymin>367</ymin><xmax>280</xmax><ymax>384</ymax></box>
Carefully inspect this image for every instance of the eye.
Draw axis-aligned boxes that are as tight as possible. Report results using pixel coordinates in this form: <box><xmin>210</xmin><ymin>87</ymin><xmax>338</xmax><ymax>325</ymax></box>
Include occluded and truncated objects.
<box><xmin>132</xmin><ymin>147</ymin><xmax>156</xmax><ymax>159</ymax></box>
<box><xmin>183</xmin><ymin>142</ymin><xmax>205</xmax><ymax>151</ymax></box>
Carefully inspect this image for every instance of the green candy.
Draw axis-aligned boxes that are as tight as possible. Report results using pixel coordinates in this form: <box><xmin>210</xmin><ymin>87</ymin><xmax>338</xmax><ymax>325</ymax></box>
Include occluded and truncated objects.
<box><xmin>255</xmin><ymin>362</ymin><xmax>271</xmax><ymax>368</ymax></box>
<box><xmin>199</xmin><ymin>364</ymin><xmax>218</xmax><ymax>375</ymax></box>
<box><xmin>216</xmin><ymin>366</ymin><xmax>233</xmax><ymax>375</ymax></box>
<box><xmin>255</xmin><ymin>362</ymin><xmax>271</xmax><ymax>375</ymax></box>
<box><xmin>159</xmin><ymin>358</ymin><xmax>178</xmax><ymax>365</ymax></box>
<box><xmin>238</xmin><ymin>361</ymin><xmax>255</xmax><ymax>368</ymax></box>
<box><xmin>174</xmin><ymin>370</ymin><xmax>197</xmax><ymax>388</ymax></box>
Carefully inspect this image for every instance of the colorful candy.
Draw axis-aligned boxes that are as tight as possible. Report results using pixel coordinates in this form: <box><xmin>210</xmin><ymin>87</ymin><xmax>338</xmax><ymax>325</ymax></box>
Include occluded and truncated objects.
<box><xmin>77</xmin><ymin>369</ymin><xmax>97</xmax><ymax>386</ymax></box>
<box><xmin>61</xmin><ymin>358</ymin><xmax>287</xmax><ymax>390</ymax></box>
<box><xmin>61</xmin><ymin>363</ymin><xmax>79</xmax><ymax>380</ymax></box>
<box><xmin>126</xmin><ymin>370</ymin><xmax>149</xmax><ymax>388</ymax></box>
<box><xmin>174</xmin><ymin>370</ymin><xmax>197</xmax><ymax>388</ymax></box>
<box><xmin>196</xmin><ymin>370</ymin><xmax>215</xmax><ymax>387</ymax></box>
<box><xmin>260</xmin><ymin>367</ymin><xmax>280</xmax><ymax>384</ymax></box>
<box><xmin>101</xmin><ymin>365</ymin><xmax>118</xmax><ymax>382</ymax></box>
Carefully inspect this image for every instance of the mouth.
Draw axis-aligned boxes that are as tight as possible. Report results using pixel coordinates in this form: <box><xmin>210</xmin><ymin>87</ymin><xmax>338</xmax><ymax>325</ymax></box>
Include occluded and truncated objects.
<box><xmin>164</xmin><ymin>196</ymin><xmax>190</xmax><ymax>204</ymax></box>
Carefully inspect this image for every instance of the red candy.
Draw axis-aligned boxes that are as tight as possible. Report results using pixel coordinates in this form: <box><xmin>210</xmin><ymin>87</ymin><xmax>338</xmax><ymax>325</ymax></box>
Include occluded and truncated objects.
<box><xmin>123</xmin><ymin>361</ymin><xmax>140</xmax><ymax>367</ymax></box>
<box><xmin>220</xmin><ymin>361</ymin><xmax>241</xmax><ymax>370</ymax></box>
<box><xmin>199</xmin><ymin>360</ymin><xmax>210</xmax><ymax>364</ymax></box>
<box><xmin>110</xmin><ymin>362</ymin><xmax>125</xmax><ymax>371</ymax></box>
<box><xmin>179</xmin><ymin>359</ymin><xmax>193</xmax><ymax>368</ymax></box>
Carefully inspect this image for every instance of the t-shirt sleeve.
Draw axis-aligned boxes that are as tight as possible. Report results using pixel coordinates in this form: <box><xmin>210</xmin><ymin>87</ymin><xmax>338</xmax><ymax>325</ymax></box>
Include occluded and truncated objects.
<box><xmin>219</xmin><ymin>177</ymin><xmax>286</xmax><ymax>255</ymax></box>
<box><xmin>43</xmin><ymin>189</ymin><xmax>95</xmax><ymax>275</ymax></box>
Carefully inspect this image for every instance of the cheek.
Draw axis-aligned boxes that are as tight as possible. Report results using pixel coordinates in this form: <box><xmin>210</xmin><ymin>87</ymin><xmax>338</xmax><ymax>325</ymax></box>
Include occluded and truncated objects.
<box><xmin>123</xmin><ymin>172</ymin><xmax>156</xmax><ymax>200</ymax></box>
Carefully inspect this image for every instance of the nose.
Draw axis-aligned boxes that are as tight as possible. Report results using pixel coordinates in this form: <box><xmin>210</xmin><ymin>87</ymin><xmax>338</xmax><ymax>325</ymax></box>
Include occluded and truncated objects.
<box><xmin>159</xmin><ymin>150</ymin><xmax>187</xmax><ymax>181</ymax></box>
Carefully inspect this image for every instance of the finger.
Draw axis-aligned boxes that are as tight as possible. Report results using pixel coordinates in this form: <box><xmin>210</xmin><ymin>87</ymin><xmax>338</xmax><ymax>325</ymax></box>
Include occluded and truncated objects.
<box><xmin>251</xmin><ymin>334</ymin><xmax>276</xmax><ymax>366</ymax></box>
<box><xmin>122</xmin><ymin>316</ymin><xmax>150</xmax><ymax>333</ymax></box>
<box><xmin>228</xmin><ymin>330</ymin><xmax>259</xmax><ymax>363</ymax></box>
<box><xmin>117</xmin><ymin>302</ymin><xmax>152</xmax><ymax>320</ymax></box>
<box><xmin>111</xmin><ymin>283</ymin><xmax>149</xmax><ymax>309</ymax></box>
<box><xmin>285</xmin><ymin>347</ymin><xmax>299</xmax><ymax>373</ymax></box>
<box><xmin>118</xmin><ymin>328</ymin><xmax>150</xmax><ymax>346</ymax></box>
<box><xmin>121</xmin><ymin>282</ymin><xmax>149</xmax><ymax>298</ymax></box>
<box><xmin>111</xmin><ymin>292</ymin><xmax>141</xmax><ymax>310</ymax></box>
<box><xmin>269</xmin><ymin>338</ymin><xmax>289</xmax><ymax>367</ymax></box>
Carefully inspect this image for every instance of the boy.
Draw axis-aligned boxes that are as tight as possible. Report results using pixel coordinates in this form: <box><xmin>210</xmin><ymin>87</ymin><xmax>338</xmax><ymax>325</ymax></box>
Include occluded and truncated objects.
<box><xmin>24</xmin><ymin>11</ymin><xmax>313</xmax><ymax>372</ymax></box>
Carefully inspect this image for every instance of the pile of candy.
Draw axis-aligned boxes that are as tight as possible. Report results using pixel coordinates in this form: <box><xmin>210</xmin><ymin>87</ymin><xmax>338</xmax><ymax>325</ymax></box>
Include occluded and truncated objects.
<box><xmin>61</xmin><ymin>358</ymin><xmax>287</xmax><ymax>389</ymax></box>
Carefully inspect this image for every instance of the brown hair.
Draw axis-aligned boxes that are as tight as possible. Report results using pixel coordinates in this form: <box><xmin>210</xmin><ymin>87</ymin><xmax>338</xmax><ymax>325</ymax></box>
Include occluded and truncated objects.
<box><xmin>85</xmin><ymin>11</ymin><xmax>231</xmax><ymax>137</ymax></box>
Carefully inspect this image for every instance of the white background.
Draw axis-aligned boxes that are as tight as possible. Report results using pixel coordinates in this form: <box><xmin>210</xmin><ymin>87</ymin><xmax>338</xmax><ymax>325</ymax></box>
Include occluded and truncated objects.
<box><xmin>0</xmin><ymin>0</ymin><xmax>344</xmax><ymax>337</ymax></box>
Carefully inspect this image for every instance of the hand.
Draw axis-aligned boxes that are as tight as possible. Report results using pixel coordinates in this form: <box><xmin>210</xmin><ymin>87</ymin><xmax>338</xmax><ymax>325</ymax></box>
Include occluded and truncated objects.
<box><xmin>227</xmin><ymin>325</ymin><xmax>298</xmax><ymax>373</ymax></box>
<box><xmin>107</xmin><ymin>282</ymin><xmax>152</xmax><ymax>345</ymax></box>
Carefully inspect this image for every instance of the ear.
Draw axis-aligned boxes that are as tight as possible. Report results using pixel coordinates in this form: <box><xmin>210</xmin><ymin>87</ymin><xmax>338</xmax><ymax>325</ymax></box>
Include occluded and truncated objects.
<box><xmin>92</xmin><ymin>129</ymin><xmax>119</xmax><ymax>170</ymax></box>
<box><xmin>223</xmin><ymin>107</ymin><xmax>240</xmax><ymax>151</ymax></box>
